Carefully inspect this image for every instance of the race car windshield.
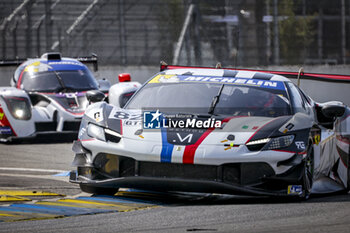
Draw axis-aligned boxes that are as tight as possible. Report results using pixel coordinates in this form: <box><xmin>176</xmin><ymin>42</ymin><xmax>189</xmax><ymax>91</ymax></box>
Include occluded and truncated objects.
<box><xmin>126</xmin><ymin>82</ymin><xmax>292</xmax><ymax>117</ymax></box>
<box><xmin>21</xmin><ymin>69</ymin><xmax>99</xmax><ymax>92</ymax></box>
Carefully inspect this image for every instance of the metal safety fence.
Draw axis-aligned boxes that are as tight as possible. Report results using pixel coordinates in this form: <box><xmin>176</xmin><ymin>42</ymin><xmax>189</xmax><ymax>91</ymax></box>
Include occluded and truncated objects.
<box><xmin>0</xmin><ymin>0</ymin><xmax>349</xmax><ymax>67</ymax></box>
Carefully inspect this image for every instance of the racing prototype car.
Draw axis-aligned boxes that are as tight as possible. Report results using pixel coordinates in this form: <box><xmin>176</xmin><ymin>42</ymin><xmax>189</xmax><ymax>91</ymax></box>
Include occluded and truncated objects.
<box><xmin>0</xmin><ymin>52</ymin><xmax>110</xmax><ymax>141</ymax></box>
<box><xmin>70</xmin><ymin>64</ymin><xmax>350</xmax><ymax>199</ymax></box>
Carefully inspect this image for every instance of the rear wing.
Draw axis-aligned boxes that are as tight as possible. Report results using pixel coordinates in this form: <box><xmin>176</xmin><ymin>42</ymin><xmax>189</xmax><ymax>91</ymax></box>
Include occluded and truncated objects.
<box><xmin>160</xmin><ymin>63</ymin><xmax>350</xmax><ymax>83</ymax></box>
<box><xmin>0</xmin><ymin>53</ymin><xmax>99</xmax><ymax>71</ymax></box>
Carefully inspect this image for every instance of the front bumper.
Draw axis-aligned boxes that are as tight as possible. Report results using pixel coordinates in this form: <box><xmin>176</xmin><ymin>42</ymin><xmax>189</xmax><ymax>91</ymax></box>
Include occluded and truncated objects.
<box><xmin>70</xmin><ymin>152</ymin><xmax>305</xmax><ymax>197</ymax></box>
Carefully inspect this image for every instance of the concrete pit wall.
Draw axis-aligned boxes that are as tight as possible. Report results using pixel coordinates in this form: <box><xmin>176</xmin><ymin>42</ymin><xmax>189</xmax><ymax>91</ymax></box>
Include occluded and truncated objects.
<box><xmin>0</xmin><ymin>65</ymin><xmax>349</xmax><ymax>106</ymax></box>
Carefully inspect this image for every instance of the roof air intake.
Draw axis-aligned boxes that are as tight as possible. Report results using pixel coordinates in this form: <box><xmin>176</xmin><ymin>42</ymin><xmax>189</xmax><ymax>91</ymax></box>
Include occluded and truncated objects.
<box><xmin>41</xmin><ymin>52</ymin><xmax>62</xmax><ymax>60</ymax></box>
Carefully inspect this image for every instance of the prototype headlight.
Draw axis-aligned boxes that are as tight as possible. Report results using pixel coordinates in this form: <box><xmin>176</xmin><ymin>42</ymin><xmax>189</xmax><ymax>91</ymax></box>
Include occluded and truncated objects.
<box><xmin>246</xmin><ymin>135</ymin><xmax>294</xmax><ymax>151</ymax></box>
<box><xmin>87</xmin><ymin>123</ymin><xmax>121</xmax><ymax>143</ymax></box>
<box><xmin>3</xmin><ymin>96</ymin><xmax>31</xmax><ymax>120</ymax></box>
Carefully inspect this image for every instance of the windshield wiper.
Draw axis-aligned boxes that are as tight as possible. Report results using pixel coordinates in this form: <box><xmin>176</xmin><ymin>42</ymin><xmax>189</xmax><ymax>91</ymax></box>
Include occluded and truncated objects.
<box><xmin>208</xmin><ymin>84</ymin><xmax>225</xmax><ymax>115</ymax></box>
<box><xmin>53</xmin><ymin>71</ymin><xmax>68</xmax><ymax>92</ymax></box>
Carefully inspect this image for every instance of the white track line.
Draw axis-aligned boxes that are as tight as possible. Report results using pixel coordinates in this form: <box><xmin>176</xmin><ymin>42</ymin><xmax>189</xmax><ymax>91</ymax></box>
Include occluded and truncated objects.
<box><xmin>0</xmin><ymin>167</ymin><xmax>68</xmax><ymax>173</ymax></box>
<box><xmin>0</xmin><ymin>173</ymin><xmax>71</xmax><ymax>182</ymax></box>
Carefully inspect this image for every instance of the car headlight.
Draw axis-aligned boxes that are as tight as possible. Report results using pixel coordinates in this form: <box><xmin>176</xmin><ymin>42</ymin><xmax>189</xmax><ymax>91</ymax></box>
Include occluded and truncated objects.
<box><xmin>87</xmin><ymin>123</ymin><xmax>106</xmax><ymax>141</ymax></box>
<box><xmin>87</xmin><ymin>123</ymin><xmax>121</xmax><ymax>143</ymax></box>
<box><xmin>265</xmin><ymin>135</ymin><xmax>295</xmax><ymax>150</ymax></box>
<box><xmin>246</xmin><ymin>135</ymin><xmax>295</xmax><ymax>151</ymax></box>
<box><xmin>3</xmin><ymin>96</ymin><xmax>31</xmax><ymax>120</ymax></box>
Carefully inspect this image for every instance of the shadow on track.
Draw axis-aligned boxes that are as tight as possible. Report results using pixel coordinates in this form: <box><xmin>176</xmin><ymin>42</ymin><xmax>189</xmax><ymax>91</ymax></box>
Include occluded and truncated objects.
<box><xmin>5</xmin><ymin>133</ymin><xmax>78</xmax><ymax>144</ymax></box>
<box><xmin>105</xmin><ymin>189</ymin><xmax>350</xmax><ymax>207</ymax></box>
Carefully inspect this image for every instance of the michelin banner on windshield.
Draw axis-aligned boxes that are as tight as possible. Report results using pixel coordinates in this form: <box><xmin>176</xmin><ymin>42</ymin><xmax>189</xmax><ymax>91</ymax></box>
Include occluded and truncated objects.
<box><xmin>149</xmin><ymin>74</ymin><xmax>286</xmax><ymax>91</ymax></box>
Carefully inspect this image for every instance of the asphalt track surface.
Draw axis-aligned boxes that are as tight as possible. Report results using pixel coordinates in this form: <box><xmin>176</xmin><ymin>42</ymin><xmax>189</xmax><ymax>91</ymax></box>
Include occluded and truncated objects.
<box><xmin>0</xmin><ymin>140</ymin><xmax>350</xmax><ymax>233</ymax></box>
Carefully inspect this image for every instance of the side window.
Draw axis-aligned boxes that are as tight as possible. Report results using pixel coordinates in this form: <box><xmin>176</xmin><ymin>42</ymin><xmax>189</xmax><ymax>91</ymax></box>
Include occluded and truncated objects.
<box><xmin>298</xmin><ymin>88</ymin><xmax>312</xmax><ymax>105</ymax></box>
<box><xmin>287</xmin><ymin>83</ymin><xmax>308</xmax><ymax>114</ymax></box>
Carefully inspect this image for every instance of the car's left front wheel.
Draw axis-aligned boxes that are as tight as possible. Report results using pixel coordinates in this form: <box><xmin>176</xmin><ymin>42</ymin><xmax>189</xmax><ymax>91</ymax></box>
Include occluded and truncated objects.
<box><xmin>79</xmin><ymin>184</ymin><xmax>119</xmax><ymax>195</ymax></box>
<box><xmin>301</xmin><ymin>146</ymin><xmax>314</xmax><ymax>200</ymax></box>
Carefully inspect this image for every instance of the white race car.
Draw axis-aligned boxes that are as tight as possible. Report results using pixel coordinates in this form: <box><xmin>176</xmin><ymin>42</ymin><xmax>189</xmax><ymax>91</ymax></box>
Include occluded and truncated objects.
<box><xmin>70</xmin><ymin>65</ymin><xmax>350</xmax><ymax>199</ymax></box>
<box><xmin>0</xmin><ymin>53</ymin><xmax>113</xmax><ymax>142</ymax></box>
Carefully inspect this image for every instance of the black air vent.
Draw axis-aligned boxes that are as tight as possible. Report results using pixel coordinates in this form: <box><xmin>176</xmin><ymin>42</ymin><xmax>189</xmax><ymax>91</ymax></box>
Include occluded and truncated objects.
<box><xmin>41</xmin><ymin>52</ymin><xmax>62</xmax><ymax>60</ymax></box>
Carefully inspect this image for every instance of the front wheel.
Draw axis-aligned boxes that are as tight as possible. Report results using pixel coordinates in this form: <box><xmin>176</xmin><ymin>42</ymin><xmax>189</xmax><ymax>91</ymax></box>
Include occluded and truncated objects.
<box><xmin>301</xmin><ymin>146</ymin><xmax>314</xmax><ymax>200</ymax></box>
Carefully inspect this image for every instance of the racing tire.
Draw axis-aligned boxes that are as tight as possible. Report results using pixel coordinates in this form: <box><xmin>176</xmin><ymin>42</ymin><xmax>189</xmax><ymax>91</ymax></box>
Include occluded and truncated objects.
<box><xmin>79</xmin><ymin>184</ymin><xmax>119</xmax><ymax>196</ymax></box>
<box><xmin>300</xmin><ymin>146</ymin><xmax>314</xmax><ymax>200</ymax></box>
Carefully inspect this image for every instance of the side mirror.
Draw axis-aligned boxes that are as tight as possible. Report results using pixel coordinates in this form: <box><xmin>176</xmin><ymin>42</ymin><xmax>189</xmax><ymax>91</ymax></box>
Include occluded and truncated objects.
<box><xmin>86</xmin><ymin>90</ymin><xmax>105</xmax><ymax>103</ymax></box>
<box><xmin>321</xmin><ymin>101</ymin><xmax>346</xmax><ymax>118</ymax></box>
<box><xmin>97</xmin><ymin>79</ymin><xmax>111</xmax><ymax>93</ymax></box>
<box><xmin>108</xmin><ymin>81</ymin><xmax>141</xmax><ymax>107</ymax></box>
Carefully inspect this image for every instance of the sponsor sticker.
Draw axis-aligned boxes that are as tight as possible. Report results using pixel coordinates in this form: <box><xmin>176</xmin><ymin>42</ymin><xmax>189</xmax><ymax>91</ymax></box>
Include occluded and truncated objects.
<box><xmin>287</xmin><ymin>185</ymin><xmax>303</xmax><ymax>195</ymax></box>
<box><xmin>78</xmin><ymin>127</ymin><xmax>86</xmax><ymax>138</ymax></box>
<box><xmin>282</xmin><ymin>123</ymin><xmax>294</xmax><ymax>134</ymax></box>
<box><xmin>86</xmin><ymin>108</ymin><xmax>104</xmax><ymax>123</ymax></box>
<box><xmin>94</xmin><ymin>111</ymin><xmax>103</xmax><ymax>122</ymax></box>
<box><xmin>124</xmin><ymin>120</ymin><xmax>142</xmax><ymax>126</ymax></box>
<box><xmin>224</xmin><ymin>142</ymin><xmax>236</xmax><ymax>150</ymax></box>
<box><xmin>25</xmin><ymin>61</ymin><xmax>52</xmax><ymax>73</ymax></box>
<box><xmin>314</xmin><ymin>134</ymin><xmax>320</xmax><ymax>145</ymax></box>
<box><xmin>148</xmin><ymin>75</ymin><xmax>286</xmax><ymax>90</ymax></box>
<box><xmin>109</xmin><ymin>109</ymin><xmax>142</xmax><ymax>121</ymax></box>
<box><xmin>48</xmin><ymin>61</ymin><xmax>84</xmax><ymax>67</ymax></box>
<box><xmin>0</xmin><ymin>127</ymin><xmax>12</xmax><ymax>134</ymax></box>
<box><xmin>295</xmin><ymin>141</ymin><xmax>306</xmax><ymax>150</ymax></box>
